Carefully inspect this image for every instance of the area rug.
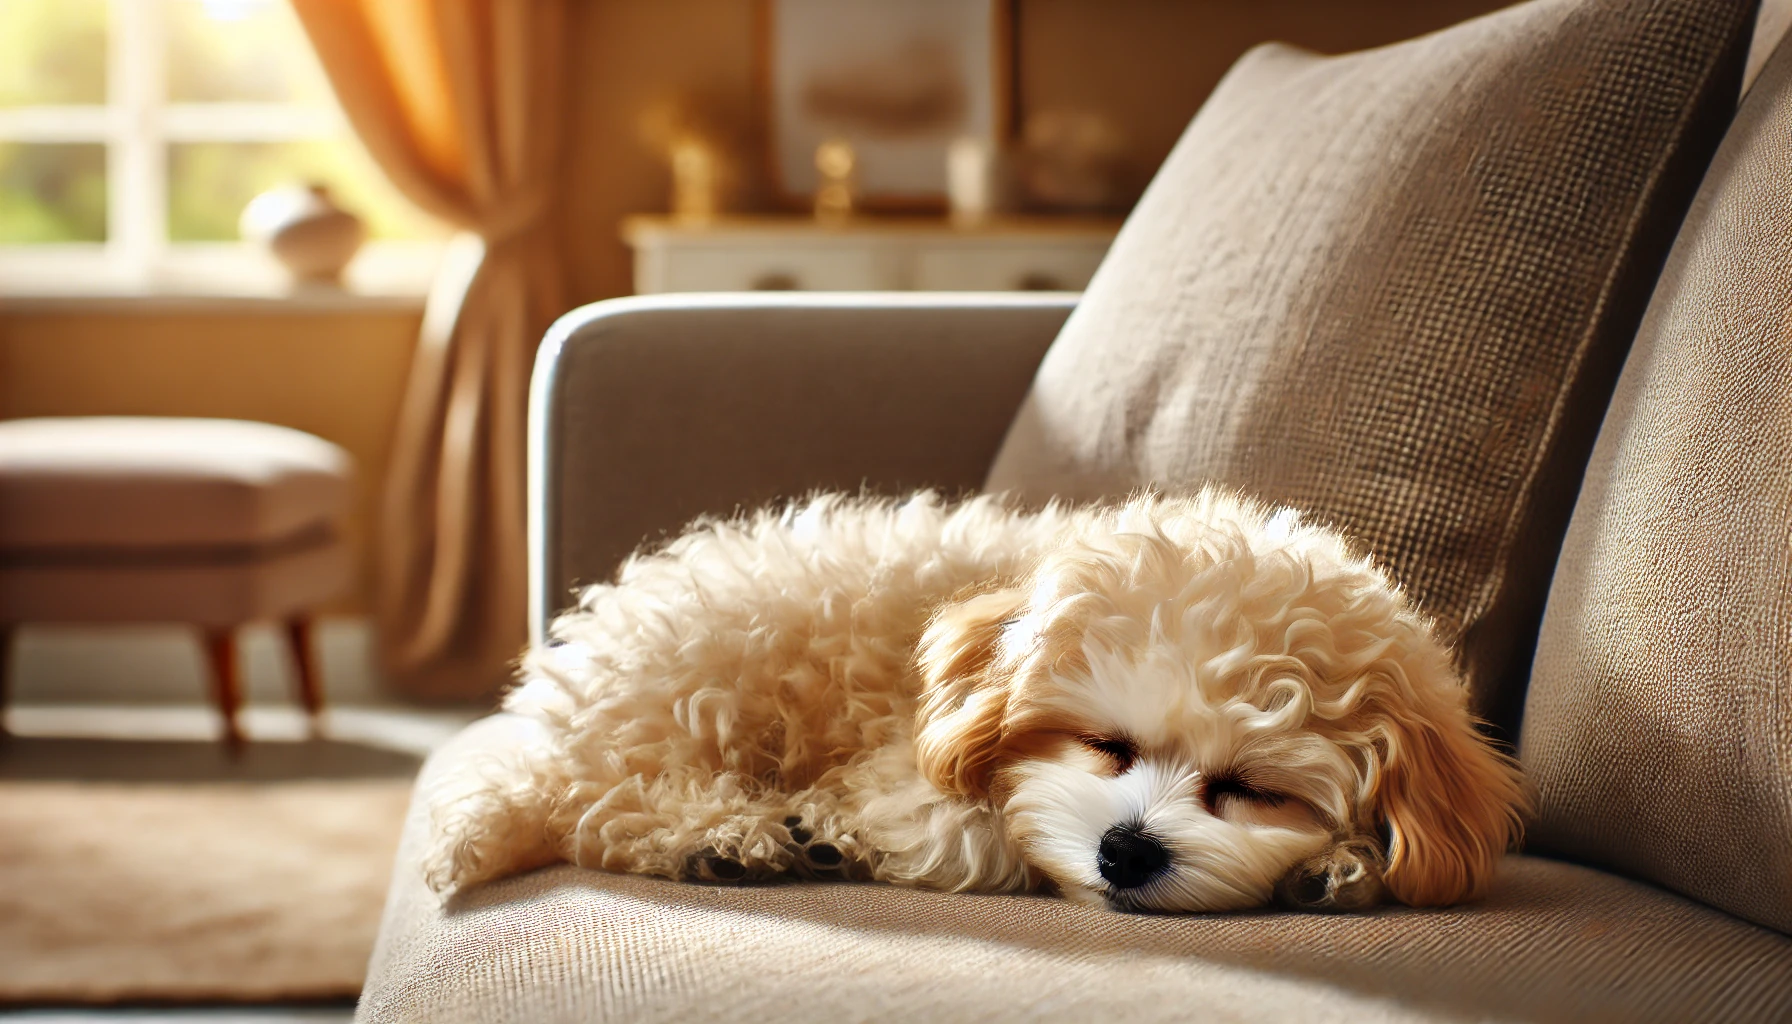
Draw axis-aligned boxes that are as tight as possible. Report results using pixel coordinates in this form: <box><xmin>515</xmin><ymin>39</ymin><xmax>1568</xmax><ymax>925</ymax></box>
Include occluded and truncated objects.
<box><xmin>0</xmin><ymin>777</ymin><xmax>413</xmax><ymax>1003</ymax></box>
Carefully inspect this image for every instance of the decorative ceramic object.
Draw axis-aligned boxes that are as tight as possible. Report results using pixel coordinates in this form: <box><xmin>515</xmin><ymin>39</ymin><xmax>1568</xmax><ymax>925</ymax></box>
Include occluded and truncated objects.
<box><xmin>239</xmin><ymin>183</ymin><xmax>367</xmax><ymax>284</ymax></box>
<box><xmin>813</xmin><ymin>138</ymin><xmax>858</xmax><ymax>223</ymax></box>
<box><xmin>946</xmin><ymin>136</ymin><xmax>999</xmax><ymax>224</ymax></box>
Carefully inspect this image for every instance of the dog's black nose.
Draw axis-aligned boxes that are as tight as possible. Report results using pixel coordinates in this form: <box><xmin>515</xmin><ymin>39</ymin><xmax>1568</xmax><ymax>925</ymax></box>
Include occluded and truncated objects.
<box><xmin>1097</xmin><ymin>824</ymin><xmax>1170</xmax><ymax>889</ymax></box>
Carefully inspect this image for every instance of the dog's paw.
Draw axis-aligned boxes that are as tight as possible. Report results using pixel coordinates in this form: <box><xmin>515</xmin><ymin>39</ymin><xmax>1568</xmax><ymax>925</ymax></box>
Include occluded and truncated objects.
<box><xmin>685</xmin><ymin>846</ymin><xmax>795</xmax><ymax>883</ymax></box>
<box><xmin>680</xmin><ymin>816</ymin><xmax>861</xmax><ymax>883</ymax></box>
<box><xmin>783</xmin><ymin>816</ymin><xmax>854</xmax><ymax>877</ymax></box>
<box><xmin>1274</xmin><ymin>838</ymin><xmax>1386</xmax><ymax>913</ymax></box>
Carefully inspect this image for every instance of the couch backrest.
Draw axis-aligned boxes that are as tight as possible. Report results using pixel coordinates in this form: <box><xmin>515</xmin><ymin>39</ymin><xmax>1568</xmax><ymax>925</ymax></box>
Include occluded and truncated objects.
<box><xmin>1519</xmin><ymin>24</ymin><xmax>1792</xmax><ymax>937</ymax></box>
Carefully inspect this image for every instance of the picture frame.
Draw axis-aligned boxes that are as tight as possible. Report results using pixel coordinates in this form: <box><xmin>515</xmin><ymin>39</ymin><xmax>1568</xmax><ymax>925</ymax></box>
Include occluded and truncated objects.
<box><xmin>759</xmin><ymin>0</ymin><xmax>1014</xmax><ymax>211</ymax></box>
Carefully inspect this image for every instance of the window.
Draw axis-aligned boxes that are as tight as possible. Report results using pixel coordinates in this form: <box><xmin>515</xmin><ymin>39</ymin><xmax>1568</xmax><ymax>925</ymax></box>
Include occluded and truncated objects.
<box><xmin>0</xmin><ymin>0</ymin><xmax>441</xmax><ymax>295</ymax></box>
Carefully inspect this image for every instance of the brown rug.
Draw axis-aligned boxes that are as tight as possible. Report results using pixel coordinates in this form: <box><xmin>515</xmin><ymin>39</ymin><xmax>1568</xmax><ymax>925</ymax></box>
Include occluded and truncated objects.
<box><xmin>0</xmin><ymin>776</ymin><xmax>413</xmax><ymax>1003</ymax></box>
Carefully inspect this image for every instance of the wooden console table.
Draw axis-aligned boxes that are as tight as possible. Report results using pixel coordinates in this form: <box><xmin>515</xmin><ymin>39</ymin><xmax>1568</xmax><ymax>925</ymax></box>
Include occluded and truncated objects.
<box><xmin>622</xmin><ymin>215</ymin><xmax>1120</xmax><ymax>294</ymax></box>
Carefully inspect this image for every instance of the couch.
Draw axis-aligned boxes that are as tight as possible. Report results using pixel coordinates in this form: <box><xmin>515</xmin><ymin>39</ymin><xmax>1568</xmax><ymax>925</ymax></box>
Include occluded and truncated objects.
<box><xmin>357</xmin><ymin>1</ymin><xmax>1792</xmax><ymax>1020</ymax></box>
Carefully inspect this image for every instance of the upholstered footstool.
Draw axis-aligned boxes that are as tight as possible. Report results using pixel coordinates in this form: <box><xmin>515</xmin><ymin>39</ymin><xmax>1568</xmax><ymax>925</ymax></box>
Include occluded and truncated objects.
<box><xmin>0</xmin><ymin>417</ymin><xmax>355</xmax><ymax>744</ymax></box>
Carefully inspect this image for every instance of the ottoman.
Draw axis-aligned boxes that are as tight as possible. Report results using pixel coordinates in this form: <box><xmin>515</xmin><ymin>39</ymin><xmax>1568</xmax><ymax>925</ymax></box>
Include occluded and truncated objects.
<box><xmin>0</xmin><ymin>417</ymin><xmax>356</xmax><ymax>744</ymax></box>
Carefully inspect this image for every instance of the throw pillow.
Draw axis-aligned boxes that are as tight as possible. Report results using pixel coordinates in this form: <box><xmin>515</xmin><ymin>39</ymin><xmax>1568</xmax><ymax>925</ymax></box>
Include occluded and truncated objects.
<box><xmin>985</xmin><ymin>0</ymin><xmax>1758</xmax><ymax>734</ymax></box>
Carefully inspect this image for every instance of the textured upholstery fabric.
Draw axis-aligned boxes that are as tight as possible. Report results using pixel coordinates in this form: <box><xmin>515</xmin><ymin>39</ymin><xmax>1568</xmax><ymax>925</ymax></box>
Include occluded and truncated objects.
<box><xmin>357</xmin><ymin>716</ymin><xmax>1792</xmax><ymax>1024</ymax></box>
<box><xmin>0</xmin><ymin>533</ymin><xmax>351</xmax><ymax>626</ymax></box>
<box><xmin>985</xmin><ymin>0</ymin><xmax>1758</xmax><ymax>731</ymax></box>
<box><xmin>0</xmin><ymin>418</ymin><xmax>352</xmax><ymax>551</ymax></box>
<box><xmin>530</xmin><ymin>294</ymin><xmax>1071</xmax><ymax>633</ymax></box>
<box><xmin>1520</xmin><ymin>29</ymin><xmax>1792</xmax><ymax>936</ymax></box>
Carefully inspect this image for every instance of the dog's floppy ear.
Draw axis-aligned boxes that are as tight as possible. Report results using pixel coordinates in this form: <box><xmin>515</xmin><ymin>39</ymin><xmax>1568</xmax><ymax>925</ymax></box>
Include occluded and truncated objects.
<box><xmin>913</xmin><ymin>586</ymin><xmax>1028</xmax><ymax>799</ymax></box>
<box><xmin>1373</xmin><ymin>696</ymin><xmax>1528</xmax><ymax>907</ymax></box>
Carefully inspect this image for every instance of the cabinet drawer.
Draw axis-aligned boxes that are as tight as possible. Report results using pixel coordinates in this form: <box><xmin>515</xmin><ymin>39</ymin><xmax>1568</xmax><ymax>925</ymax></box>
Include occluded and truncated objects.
<box><xmin>648</xmin><ymin>247</ymin><xmax>888</xmax><ymax>292</ymax></box>
<box><xmin>912</xmin><ymin>243</ymin><xmax>1108</xmax><ymax>291</ymax></box>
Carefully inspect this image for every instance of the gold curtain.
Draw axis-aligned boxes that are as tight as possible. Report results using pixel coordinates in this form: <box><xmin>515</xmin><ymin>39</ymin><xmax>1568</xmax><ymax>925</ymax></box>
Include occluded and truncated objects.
<box><xmin>292</xmin><ymin>0</ymin><xmax>568</xmax><ymax>697</ymax></box>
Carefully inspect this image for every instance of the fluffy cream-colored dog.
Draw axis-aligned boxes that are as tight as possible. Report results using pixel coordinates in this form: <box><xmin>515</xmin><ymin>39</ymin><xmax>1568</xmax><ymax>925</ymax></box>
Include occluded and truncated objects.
<box><xmin>425</xmin><ymin>489</ymin><xmax>1527</xmax><ymax>913</ymax></box>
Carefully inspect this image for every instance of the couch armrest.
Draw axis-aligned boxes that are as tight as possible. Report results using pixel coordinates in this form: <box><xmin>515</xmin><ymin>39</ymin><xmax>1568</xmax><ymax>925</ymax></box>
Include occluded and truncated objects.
<box><xmin>527</xmin><ymin>292</ymin><xmax>1074</xmax><ymax>632</ymax></box>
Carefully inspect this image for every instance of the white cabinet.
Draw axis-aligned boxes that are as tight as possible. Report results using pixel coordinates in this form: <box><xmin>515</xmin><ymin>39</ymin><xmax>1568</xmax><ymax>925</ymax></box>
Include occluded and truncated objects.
<box><xmin>623</xmin><ymin>216</ymin><xmax>1119</xmax><ymax>294</ymax></box>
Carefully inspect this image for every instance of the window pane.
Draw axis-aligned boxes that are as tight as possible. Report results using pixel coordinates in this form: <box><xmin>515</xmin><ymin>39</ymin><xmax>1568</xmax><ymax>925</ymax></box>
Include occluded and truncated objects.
<box><xmin>0</xmin><ymin>0</ymin><xmax>107</xmax><ymax>106</ymax></box>
<box><xmin>165</xmin><ymin>0</ymin><xmax>334</xmax><ymax>105</ymax></box>
<box><xmin>168</xmin><ymin>140</ymin><xmax>442</xmax><ymax>242</ymax></box>
<box><xmin>0</xmin><ymin>143</ymin><xmax>106</xmax><ymax>242</ymax></box>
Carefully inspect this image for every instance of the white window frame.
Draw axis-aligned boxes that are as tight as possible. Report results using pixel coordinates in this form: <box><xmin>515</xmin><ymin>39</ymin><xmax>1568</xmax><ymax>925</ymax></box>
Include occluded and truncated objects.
<box><xmin>0</xmin><ymin>0</ymin><xmax>437</xmax><ymax>299</ymax></box>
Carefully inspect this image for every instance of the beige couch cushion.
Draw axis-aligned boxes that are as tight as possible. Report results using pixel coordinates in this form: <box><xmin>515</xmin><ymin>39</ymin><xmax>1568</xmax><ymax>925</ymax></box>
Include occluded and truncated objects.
<box><xmin>0</xmin><ymin>418</ymin><xmax>352</xmax><ymax>551</ymax></box>
<box><xmin>1520</xmin><ymin>27</ymin><xmax>1792</xmax><ymax>935</ymax></box>
<box><xmin>984</xmin><ymin>0</ymin><xmax>1757</xmax><ymax>732</ymax></box>
<box><xmin>357</xmin><ymin>716</ymin><xmax>1792</xmax><ymax>1023</ymax></box>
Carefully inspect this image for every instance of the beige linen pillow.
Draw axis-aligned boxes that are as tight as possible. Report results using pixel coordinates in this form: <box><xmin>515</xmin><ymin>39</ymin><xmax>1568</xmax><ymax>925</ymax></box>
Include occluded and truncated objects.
<box><xmin>1520</xmin><ymin>30</ymin><xmax>1792</xmax><ymax>935</ymax></box>
<box><xmin>985</xmin><ymin>0</ymin><xmax>1759</xmax><ymax>732</ymax></box>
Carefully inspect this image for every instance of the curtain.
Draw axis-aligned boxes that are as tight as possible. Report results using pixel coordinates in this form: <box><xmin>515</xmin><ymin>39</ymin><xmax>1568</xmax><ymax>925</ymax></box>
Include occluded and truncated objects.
<box><xmin>293</xmin><ymin>0</ymin><xmax>568</xmax><ymax>698</ymax></box>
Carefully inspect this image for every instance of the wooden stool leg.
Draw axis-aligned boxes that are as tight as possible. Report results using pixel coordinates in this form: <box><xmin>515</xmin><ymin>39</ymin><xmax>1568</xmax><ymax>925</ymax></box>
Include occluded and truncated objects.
<box><xmin>285</xmin><ymin>617</ymin><xmax>325</xmax><ymax>733</ymax></box>
<box><xmin>0</xmin><ymin>625</ymin><xmax>12</xmax><ymax>739</ymax></box>
<box><xmin>202</xmin><ymin>628</ymin><xmax>245</xmax><ymax>749</ymax></box>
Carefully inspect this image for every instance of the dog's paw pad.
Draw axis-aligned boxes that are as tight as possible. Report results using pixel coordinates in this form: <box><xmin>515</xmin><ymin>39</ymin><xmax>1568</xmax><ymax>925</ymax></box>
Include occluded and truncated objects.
<box><xmin>707</xmin><ymin>857</ymin><xmax>747</xmax><ymax>881</ymax></box>
<box><xmin>806</xmin><ymin>843</ymin><xmax>843</xmax><ymax>867</ymax></box>
<box><xmin>1287</xmin><ymin>870</ymin><xmax>1329</xmax><ymax>907</ymax></box>
<box><xmin>690</xmin><ymin>851</ymin><xmax>748</xmax><ymax>882</ymax></box>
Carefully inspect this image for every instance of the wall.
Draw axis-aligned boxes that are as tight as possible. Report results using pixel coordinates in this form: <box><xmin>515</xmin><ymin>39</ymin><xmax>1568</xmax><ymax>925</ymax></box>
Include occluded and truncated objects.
<box><xmin>558</xmin><ymin>0</ymin><xmax>1515</xmax><ymax>303</ymax></box>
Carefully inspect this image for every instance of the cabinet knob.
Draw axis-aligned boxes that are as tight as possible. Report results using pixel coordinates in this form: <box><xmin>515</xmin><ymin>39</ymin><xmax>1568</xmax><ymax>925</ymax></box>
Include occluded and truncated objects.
<box><xmin>750</xmin><ymin>271</ymin><xmax>801</xmax><ymax>291</ymax></box>
<box><xmin>1015</xmin><ymin>271</ymin><xmax>1064</xmax><ymax>291</ymax></box>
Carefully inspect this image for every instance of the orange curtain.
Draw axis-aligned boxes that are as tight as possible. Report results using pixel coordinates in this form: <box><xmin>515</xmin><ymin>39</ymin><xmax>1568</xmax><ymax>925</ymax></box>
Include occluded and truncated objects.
<box><xmin>292</xmin><ymin>0</ymin><xmax>568</xmax><ymax>698</ymax></box>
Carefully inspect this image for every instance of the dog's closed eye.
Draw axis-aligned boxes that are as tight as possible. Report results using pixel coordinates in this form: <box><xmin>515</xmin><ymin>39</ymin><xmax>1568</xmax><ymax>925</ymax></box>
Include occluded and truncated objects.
<box><xmin>1203</xmin><ymin>772</ymin><xmax>1285</xmax><ymax>813</ymax></box>
<box><xmin>1079</xmin><ymin>735</ymin><xmax>1138</xmax><ymax>773</ymax></box>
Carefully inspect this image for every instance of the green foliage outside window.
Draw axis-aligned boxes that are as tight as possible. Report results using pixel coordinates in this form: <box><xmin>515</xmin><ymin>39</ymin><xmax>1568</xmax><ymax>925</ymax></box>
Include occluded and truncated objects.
<box><xmin>0</xmin><ymin>0</ymin><xmax>108</xmax><ymax>107</ymax></box>
<box><xmin>0</xmin><ymin>143</ymin><xmax>106</xmax><ymax>242</ymax></box>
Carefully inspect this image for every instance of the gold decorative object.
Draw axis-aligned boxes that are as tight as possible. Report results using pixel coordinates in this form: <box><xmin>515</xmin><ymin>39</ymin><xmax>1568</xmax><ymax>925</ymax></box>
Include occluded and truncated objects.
<box><xmin>813</xmin><ymin>138</ymin><xmax>858</xmax><ymax>223</ymax></box>
<box><xmin>669</xmin><ymin>137</ymin><xmax>720</xmax><ymax>223</ymax></box>
<box><xmin>639</xmin><ymin>91</ymin><xmax>739</xmax><ymax>222</ymax></box>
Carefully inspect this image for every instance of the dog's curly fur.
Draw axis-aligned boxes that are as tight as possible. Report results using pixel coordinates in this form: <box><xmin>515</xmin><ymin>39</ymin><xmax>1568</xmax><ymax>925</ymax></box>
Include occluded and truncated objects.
<box><xmin>425</xmin><ymin>489</ymin><xmax>1528</xmax><ymax>913</ymax></box>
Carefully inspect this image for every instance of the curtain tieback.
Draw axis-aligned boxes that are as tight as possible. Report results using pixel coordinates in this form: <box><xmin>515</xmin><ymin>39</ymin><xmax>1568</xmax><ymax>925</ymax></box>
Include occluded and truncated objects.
<box><xmin>472</xmin><ymin>190</ymin><xmax>551</xmax><ymax>247</ymax></box>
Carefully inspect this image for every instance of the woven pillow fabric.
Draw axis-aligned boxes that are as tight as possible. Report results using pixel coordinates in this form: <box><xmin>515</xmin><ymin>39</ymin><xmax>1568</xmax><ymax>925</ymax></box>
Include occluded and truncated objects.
<box><xmin>1520</xmin><ymin>30</ymin><xmax>1792</xmax><ymax>935</ymax></box>
<box><xmin>985</xmin><ymin>0</ymin><xmax>1758</xmax><ymax>732</ymax></box>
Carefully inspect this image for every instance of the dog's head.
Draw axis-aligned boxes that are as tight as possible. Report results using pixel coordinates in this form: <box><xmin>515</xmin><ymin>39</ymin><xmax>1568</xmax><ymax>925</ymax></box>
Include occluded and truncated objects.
<box><xmin>913</xmin><ymin>491</ymin><xmax>1527</xmax><ymax>914</ymax></box>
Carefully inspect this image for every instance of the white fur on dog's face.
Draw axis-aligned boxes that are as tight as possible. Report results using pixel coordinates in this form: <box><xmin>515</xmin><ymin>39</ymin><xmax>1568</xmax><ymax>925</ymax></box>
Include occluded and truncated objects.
<box><xmin>998</xmin><ymin>638</ymin><xmax>1352</xmax><ymax>913</ymax></box>
<box><xmin>913</xmin><ymin>493</ymin><xmax>1528</xmax><ymax>913</ymax></box>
